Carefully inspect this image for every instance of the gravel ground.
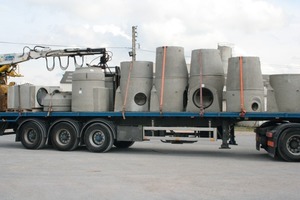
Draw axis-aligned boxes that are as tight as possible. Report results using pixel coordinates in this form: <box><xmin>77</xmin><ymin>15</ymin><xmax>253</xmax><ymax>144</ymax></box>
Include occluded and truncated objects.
<box><xmin>0</xmin><ymin>132</ymin><xmax>299</xmax><ymax>200</ymax></box>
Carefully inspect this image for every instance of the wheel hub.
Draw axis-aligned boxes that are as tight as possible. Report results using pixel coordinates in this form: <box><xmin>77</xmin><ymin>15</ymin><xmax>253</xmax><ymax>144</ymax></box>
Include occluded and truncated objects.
<box><xmin>27</xmin><ymin>129</ymin><xmax>37</xmax><ymax>143</ymax></box>
<box><xmin>93</xmin><ymin>131</ymin><xmax>105</xmax><ymax>145</ymax></box>
<box><xmin>287</xmin><ymin>136</ymin><xmax>300</xmax><ymax>155</ymax></box>
<box><xmin>59</xmin><ymin>130</ymin><xmax>71</xmax><ymax>144</ymax></box>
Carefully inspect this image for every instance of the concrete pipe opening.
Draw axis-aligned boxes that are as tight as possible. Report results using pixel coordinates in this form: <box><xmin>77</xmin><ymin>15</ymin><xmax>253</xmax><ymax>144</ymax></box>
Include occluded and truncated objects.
<box><xmin>193</xmin><ymin>88</ymin><xmax>214</xmax><ymax>109</ymax></box>
<box><xmin>134</xmin><ymin>93</ymin><xmax>147</xmax><ymax>106</ymax></box>
<box><xmin>251</xmin><ymin>102</ymin><xmax>259</xmax><ymax>111</ymax></box>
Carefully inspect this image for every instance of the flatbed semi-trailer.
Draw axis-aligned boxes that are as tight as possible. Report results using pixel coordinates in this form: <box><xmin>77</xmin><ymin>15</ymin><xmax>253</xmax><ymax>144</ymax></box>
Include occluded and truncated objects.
<box><xmin>0</xmin><ymin>111</ymin><xmax>299</xmax><ymax>162</ymax></box>
<box><xmin>1</xmin><ymin>45</ymin><xmax>299</xmax><ymax>162</ymax></box>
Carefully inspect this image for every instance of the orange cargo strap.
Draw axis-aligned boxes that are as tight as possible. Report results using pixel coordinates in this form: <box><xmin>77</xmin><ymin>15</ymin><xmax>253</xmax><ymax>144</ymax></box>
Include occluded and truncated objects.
<box><xmin>239</xmin><ymin>56</ymin><xmax>246</xmax><ymax>117</ymax></box>
<box><xmin>122</xmin><ymin>61</ymin><xmax>133</xmax><ymax>119</ymax></box>
<box><xmin>198</xmin><ymin>50</ymin><xmax>204</xmax><ymax>117</ymax></box>
<box><xmin>159</xmin><ymin>46</ymin><xmax>167</xmax><ymax>114</ymax></box>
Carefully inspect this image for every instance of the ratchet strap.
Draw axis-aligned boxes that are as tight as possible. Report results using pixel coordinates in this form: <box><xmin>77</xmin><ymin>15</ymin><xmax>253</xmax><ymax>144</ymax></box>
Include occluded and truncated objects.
<box><xmin>159</xmin><ymin>46</ymin><xmax>167</xmax><ymax>114</ymax></box>
<box><xmin>239</xmin><ymin>56</ymin><xmax>246</xmax><ymax>117</ymax></box>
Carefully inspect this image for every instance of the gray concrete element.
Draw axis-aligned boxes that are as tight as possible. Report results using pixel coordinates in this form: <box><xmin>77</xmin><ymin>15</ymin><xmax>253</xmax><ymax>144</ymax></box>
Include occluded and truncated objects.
<box><xmin>187</xmin><ymin>81</ymin><xmax>223</xmax><ymax>112</ymax></box>
<box><xmin>266</xmin><ymin>84</ymin><xmax>279</xmax><ymax>112</ymax></box>
<box><xmin>72</xmin><ymin>67</ymin><xmax>109</xmax><ymax>112</ymax></box>
<box><xmin>187</xmin><ymin>49</ymin><xmax>225</xmax><ymax>112</ymax></box>
<box><xmin>151</xmin><ymin>78</ymin><xmax>188</xmax><ymax>112</ymax></box>
<box><xmin>227</xmin><ymin>57</ymin><xmax>263</xmax><ymax>90</ymax></box>
<box><xmin>43</xmin><ymin>91</ymin><xmax>72</xmax><ymax>112</ymax></box>
<box><xmin>7</xmin><ymin>84</ymin><xmax>60</xmax><ymax>111</ymax></box>
<box><xmin>114</xmin><ymin>87</ymin><xmax>122</xmax><ymax>111</ymax></box>
<box><xmin>105</xmin><ymin>77</ymin><xmax>114</xmax><ymax>111</ymax></box>
<box><xmin>8</xmin><ymin>84</ymin><xmax>33</xmax><ymax>110</ymax></box>
<box><xmin>151</xmin><ymin>46</ymin><xmax>188</xmax><ymax>112</ymax></box>
<box><xmin>226</xmin><ymin>90</ymin><xmax>264</xmax><ymax>112</ymax></box>
<box><xmin>155</xmin><ymin>46</ymin><xmax>188</xmax><ymax>78</ymax></box>
<box><xmin>269</xmin><ymin>74</ymin><xmax>300</xmax><ymax>112</ymax></box>
<box><xmin>115</xmin><ymin>61</ymin><xmax>153</xmax><ymax>112</ymax></box>
<box><xmin>189</xmin><ymin>49</ymin><xmax>224</xmax><ymax>76</ymax></box>
<box><xmin>226</xmin><ymin>57</ymin><xmax>264</xmax><ymax>112</ymax></box>
<box><xmin>149</xmin><ymin>85</ymin><xmax>160</xmax><ymax>111</ymax></box>
<box><xmin>1</xmin><ymin>133</ymin><xmax>299</xmax><ymax>200</ymax></box>
<box><xmin>218</xmin><ymin>45</ymin><xmax>232</xmax><ymax>74</ymax></box>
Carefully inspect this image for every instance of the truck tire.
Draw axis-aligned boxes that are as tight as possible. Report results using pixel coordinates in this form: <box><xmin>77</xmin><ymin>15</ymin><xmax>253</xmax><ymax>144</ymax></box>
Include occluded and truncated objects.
<box><xmin>84</xmin><ymin>122</ymin><xmax>113</xmax><ymax>153</ymax></box>
<box><xmin>50</xmin><ymin>121</ymin><xmax>80</xmax><ymax>151</ymax></box>
<box><xmin>278</xmin><ymin>130</ymin><xmax>300</xmax><ymax>162</ymax></box>
<box><xmin>19</xmin><ymin>119</ymin><xmax>47</xmax><ymax>150</ymax></box>
<box><xmin>114</xmin><ymin>141</ymin><xmax>135</xmax><ymax>148</ymax></box>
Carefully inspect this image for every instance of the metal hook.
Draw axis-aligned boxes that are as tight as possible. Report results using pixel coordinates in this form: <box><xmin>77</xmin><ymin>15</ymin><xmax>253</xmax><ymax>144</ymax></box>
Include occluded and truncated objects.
<box><xmin>73</xmin><ymin>56</ymin><xmax>84</xmax><ymax>68</ymax></box>
<box><xmin>58</xmin><ymin>56</ymin><xmax>70</xmax><ymax>70</ymax></box>
<box><xmin>45</xmin><ymin>57</ymin><xmax>55</xmax><ymax>71</ymax></box>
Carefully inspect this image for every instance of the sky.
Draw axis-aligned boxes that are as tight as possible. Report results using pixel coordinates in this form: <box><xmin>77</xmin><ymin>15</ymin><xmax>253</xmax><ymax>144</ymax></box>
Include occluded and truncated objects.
<box><xmin>1</xmin><ymin>0</ymin><xmax>300</xmax><ymax>86</ymax></box>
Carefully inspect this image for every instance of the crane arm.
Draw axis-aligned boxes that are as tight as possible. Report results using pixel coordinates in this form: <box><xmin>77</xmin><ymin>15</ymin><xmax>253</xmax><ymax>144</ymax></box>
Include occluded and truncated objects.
<box><xmin>0</xmin><ymin>46</ymin><xmax>108</xmax><ymax>67</ymax></box>
<box><xmin>0</xmin><ymin>46</ymin><xmax>110</xmax><ymax>84</ymax></box>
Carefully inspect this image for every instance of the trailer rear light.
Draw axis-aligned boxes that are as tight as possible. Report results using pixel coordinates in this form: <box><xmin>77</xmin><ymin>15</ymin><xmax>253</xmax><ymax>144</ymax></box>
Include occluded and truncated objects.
<box><xmin>267</xmin><ymin>140</ymin><xmax>274</xmax><ymax>147</ymax></box>
<box><xmin>266</xmin><ymin>132</ymin><xmax>273</xmax><ymax>138</ymax></box>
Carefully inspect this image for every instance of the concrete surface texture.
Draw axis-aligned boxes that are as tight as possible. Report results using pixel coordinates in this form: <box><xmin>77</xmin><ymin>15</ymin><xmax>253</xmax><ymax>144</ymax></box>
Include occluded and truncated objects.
<box><xmin>0</xmin><ymin>132</ymin><xmax>299</xmax><ymax>200</ymax></box>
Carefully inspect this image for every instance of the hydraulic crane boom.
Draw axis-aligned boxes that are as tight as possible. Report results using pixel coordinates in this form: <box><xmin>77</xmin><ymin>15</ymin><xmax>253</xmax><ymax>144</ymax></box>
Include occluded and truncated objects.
<box><xmin>0</xmin><ymin>46</ymin><xmax>110</xmax><ymax>111</ymax></box>
<box><xmin>0</xmin><ymin>46</ymin><xmax>107</xmax><ymax>66</ymax></box>
<box><xmin>0</xmin><ymin>46</ymin><xmax>109</xmax><ymax>84</ymax></box>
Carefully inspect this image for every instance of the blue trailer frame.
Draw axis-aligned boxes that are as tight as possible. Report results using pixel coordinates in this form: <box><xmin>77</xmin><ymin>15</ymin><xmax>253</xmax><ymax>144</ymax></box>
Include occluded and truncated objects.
<box><xmin>0</xmin><ymin>111</ymin><xmax>299</xmax><ymax>161</ymax></box>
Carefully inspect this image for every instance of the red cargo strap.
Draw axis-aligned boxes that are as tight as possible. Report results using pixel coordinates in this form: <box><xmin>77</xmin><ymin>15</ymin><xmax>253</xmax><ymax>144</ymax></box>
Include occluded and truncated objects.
<box><xmin>159</xmin><ymin>46</ymin><xmax>167</xmax><ymax>114</ymax></box>
<box><xmin>239</xmin><ymin>57</ymin><xmax>246</xmax><ymax>117</ymax></box>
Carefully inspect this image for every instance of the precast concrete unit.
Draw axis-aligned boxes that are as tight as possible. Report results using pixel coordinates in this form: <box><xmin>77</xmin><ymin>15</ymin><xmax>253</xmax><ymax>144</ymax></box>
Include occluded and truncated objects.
<box><xmin>7</xmin><ymin>83</ymin><xmax>33</xmax><ymax>110</ymax></box>
<box><xmin>105</xmin><ymin>77</ymin><xmax>114</xmax><ymax>111</ymax></box>
<box><xmin>150</xmin><ymin>46</ymin><xmax>188</xmax><ymax>112</ymax></box>
<box><xmin>217</xmin><ymin>45</ymin><xmax>232</xmax><ymax>74</ymax></box>
<box><xmin>187</xmin><ymin>49</ymin><xmax>224</xmax><ymax>112</ymax></box>
<box><xmin>7</xmin><ymin>84</ymin><xmax>60</xmax><ymax>111</ymax></box>
<box><xmin>31</xmin><ymin>86</ymin><xmax>60</xmax><ymax>110</ymax></box>
<box><xmin>72</xmin><ymin>67</ymin><xmax>109</xmax><ymax>112</ymax></box>
<box><xmin>266</xmin><ymin>83</ymin><xmax>279</xmax><ymax>112</ymax></box>
<box><xmin>43</xmin><ymin>91</ymin><xmax>72</xmax><ymax>112</ymax></box>
<box><xmin>226</xmin><ymin>57</ymin><xmax>264</xmax><ymax>112</ymax></box>
<box><xmin>114</xmin><ymin>61</ymin><xmax>153</xmax><ymax>112</ymax></box>
<box><xmin>269</xmin><ymin>74</ymin><xmax>300</xmax><ymax>112</ymax></box>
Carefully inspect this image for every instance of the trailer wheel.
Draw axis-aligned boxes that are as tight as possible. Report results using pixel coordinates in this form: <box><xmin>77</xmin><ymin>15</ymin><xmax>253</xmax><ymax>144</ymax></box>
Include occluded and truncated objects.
<box><xmin>84</xmin><ymin>123</ymin><xmax>113</xmax><ymax>152</ymax></box>
<box><xmin>50</xmin><ymin>121</ymin><xmax>80</xmax><ymax>151</ymax></box>
<box><xmin>114</xmin><ymin>141</ymin><xmax>135</xmax><ymax>148</ymax></box>
<box><xmin>278</xmin><ymin>130</ymin><xmax>300</xmax><ymax>162</ymax></box>
<box><xmin>19</xmin><ymin>119</ymin><xmax>47</xmax><ymax>149</ymax></box>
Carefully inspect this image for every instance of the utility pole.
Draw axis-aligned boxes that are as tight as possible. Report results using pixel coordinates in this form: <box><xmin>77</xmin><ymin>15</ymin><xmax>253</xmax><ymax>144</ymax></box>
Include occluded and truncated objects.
<box><xmin>131</xmin><ymin>26</ymin><xmax>137</xmax><ymax>61</ymax></box>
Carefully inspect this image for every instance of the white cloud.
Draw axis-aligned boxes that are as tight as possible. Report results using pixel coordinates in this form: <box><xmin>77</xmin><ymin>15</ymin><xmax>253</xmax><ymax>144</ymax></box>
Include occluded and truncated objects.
<box><xmin>92</xmin><ymin>24</ymin><xmax>131</xmax><ymax>41</ymax></box>
<box><xmin>1</xmin><ymin>0</ymin><xmax>300</xmax><ymax>86</ymax></box>
<box><xmin>143</xmin><ymin>18</ymin><xmax>186</xmax><ymax>45</ymax></box>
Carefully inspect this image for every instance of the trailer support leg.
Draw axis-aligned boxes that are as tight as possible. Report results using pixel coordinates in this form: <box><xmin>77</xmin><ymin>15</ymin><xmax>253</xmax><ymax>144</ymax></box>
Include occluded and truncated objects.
<box><xmin>0</xmin><ymin>122</ymin><xmax>8</xmax><ymax>136</ymax></box>
<box><xmin>229</xmin><ymin>124</ymin><xmax>238</xmax><ymax>145</ymax></box>
<box><xmin>220</xmin><ymin>121</ymin><xmax>230</xmax><ymax>149</ymax></box>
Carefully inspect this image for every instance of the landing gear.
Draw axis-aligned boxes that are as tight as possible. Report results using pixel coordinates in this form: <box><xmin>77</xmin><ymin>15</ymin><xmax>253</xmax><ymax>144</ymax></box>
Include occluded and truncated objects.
<box><xmin>220</xmin><ymin>121</ymin><xmax>231</xmax><ymax>149</ymax></box>
<box><xmin>229</xmin><ymin>125</ymin><xmax>238</xmax><ymax>145</ymax></box>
